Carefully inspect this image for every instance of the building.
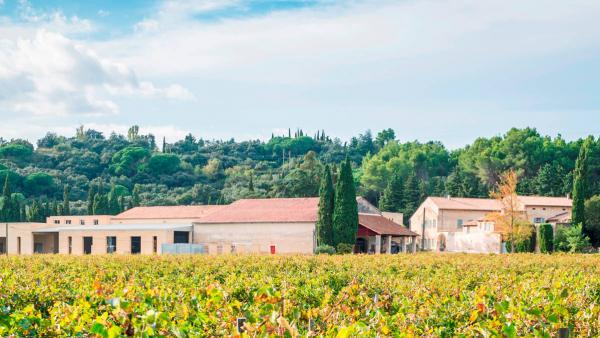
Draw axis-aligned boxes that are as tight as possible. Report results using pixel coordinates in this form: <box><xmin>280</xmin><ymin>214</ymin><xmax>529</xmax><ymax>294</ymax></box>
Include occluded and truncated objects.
<box><xmin>1</xmin><ymin>197</ymin><xmax>416</xmax><ymax>255</ymax></box>
<box><xmin>409</xmin><ymin>195</ymin><xmax>572</xmax><ymax>253</ymax></box>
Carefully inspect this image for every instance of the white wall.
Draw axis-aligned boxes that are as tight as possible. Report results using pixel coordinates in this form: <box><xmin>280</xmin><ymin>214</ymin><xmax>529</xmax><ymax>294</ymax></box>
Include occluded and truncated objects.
<box><xmin>444</xmin><ymin>231</ymin><xmax>502</xmax><ymax>253</ymax></box>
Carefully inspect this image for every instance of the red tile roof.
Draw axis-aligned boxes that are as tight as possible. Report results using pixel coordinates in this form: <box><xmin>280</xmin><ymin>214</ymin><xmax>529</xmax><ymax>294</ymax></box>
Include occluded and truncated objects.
<box><xmin>428</xmin><ymin>196</ymin><xmax>572</xmax><ymax>211</ymax></box>
<box><xmin>359</xmin><ymin>214</ymin><xmax>418</xmax><ymax>236</ymax></box>
<box><xmin>113</xmin><ymin>205</ymin><xmax>225</xmax><ymax>220</ymax></box>
<box><xmin>516</xmin><ymin>196</ymin><xmax>572</xmax><ymax>207</ymax></box>
<box><xmin>197</xmin><ymin>198</ymin><xmax>320</xmax><ymax>224</ymax></box>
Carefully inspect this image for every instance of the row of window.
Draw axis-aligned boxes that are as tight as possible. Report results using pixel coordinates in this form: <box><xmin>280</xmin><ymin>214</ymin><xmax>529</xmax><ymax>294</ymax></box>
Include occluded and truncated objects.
<box><xmin>66</xmin><ymin>236</ymin><xmax>158</xmax><ymax>254</ymax></box>
<box><xmin>54</xmin><ymin>219</ymin><xmax>100</xmax><ymax>225</ymax></box>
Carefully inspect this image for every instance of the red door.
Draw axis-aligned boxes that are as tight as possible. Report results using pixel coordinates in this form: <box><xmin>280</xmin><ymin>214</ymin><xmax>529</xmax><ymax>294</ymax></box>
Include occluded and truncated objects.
<box><xmin>270</xmin><ymin>245</ymin><xmax>276</xmax><ymax>254</ymax></box>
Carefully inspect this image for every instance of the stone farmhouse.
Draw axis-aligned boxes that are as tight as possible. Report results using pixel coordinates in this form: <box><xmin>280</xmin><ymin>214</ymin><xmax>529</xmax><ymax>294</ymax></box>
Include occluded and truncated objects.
<box><xmin>409</xmin><ymin>195</ymin><xmax>572</xmax><ymax>253</ymax></box>
<box><xmin>0</xmin><ymin>197</ymin><xmax>417</xmax><ymax>255</ymax></box>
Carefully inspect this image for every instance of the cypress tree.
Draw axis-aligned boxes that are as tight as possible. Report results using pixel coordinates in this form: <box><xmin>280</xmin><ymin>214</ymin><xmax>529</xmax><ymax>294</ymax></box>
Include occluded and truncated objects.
<box><xmin>108</xmin><ymin>184</ymin><xmax>120</xmax><ymax>215</ymax></box>
<box><xmin>332</xmin><ymin>158</ymin><xmax>358</xmax><ymax>247</ymax></box>
<box><xmin>572</xmin><ymin>139</ymin><xmax>589</xmax><ymax>229</ymax></box>
<box><xmin>119</xmin><ymin>196</ymin><xmax>125</xmax><ymax>212</ymax></box>
<box><xmin>132</xmin><ymin>184</ymin><xmax>141</xmax><ymax>207</ymax></box>
<box><xmin>248</xmin><ymin>174</ymin><xmax>254</xmax><ymax>192</ymax></box>
<box><xmin>316</xmin><ymin>165</ymin><xmax>335</xmax><ymax>246</ymax></box>
<box><xmin>87</xmin><ymin>184</ymin><xmax>96</xmax><ymax>215</ymax></box>
<box><xmin>62</xmin><ymin>185</ymin><xmax>71</xmax><ymax>216</ymax></box>
<box><xmin>379</xmin><ymin>174</ymin><xmax>404</xmax><ymax>213</ymax></box>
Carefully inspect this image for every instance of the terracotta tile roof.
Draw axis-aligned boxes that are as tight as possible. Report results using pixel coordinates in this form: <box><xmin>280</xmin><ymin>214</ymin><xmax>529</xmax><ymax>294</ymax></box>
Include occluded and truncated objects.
<box><xmin>429</xmin><ymin>197</ymin><xmax>502</xmax><ymax>211</ymax></box>
<box><xmin>113</xmin><ymin>205</ymin><xmax>225</xmax><ymax>220</ymax></box>
<box><xmin>428</xmin><ymin>196</ymin><xmax>572</xmax><ymax>211</ymax></box>
<box><xmin>516</xmin><ymin>196</ymin><xmax>572</xmax><ymax>207</ymax></box>
<box><xmin>197</xmin><ymin>198</ymin><xmax>320</xmax><ymax>224</ymax></box>
<box><xmin>359</xmin><ymin>214</ymin><xmax>418</xmax><ymax>236</ymax></box>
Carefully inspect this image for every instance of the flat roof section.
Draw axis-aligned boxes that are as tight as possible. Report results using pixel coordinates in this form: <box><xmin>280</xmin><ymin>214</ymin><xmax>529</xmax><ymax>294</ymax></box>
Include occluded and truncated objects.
<box><xmin>33</xmin><ymin>224</ymin><xmax>193</xmax><ymax>232</ymax></box>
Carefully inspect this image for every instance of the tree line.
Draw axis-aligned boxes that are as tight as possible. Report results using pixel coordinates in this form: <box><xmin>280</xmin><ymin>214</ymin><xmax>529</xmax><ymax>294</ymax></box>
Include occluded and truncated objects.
<box><xmin>0</xmin><ymin>126</ymin><xmax>598</xmax><ymax>239</ymax></box>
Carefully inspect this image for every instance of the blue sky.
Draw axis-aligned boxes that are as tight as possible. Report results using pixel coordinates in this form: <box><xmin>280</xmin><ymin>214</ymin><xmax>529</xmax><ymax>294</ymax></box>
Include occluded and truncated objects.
<box><xmin>0</xmin><ymin>0</ymin><xmax>599</xmax><ymax>148</ymax></box>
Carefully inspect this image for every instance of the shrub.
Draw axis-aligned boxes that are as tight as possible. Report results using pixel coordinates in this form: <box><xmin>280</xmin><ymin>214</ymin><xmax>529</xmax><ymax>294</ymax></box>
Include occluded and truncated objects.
<box><xmin>336</xmin><ymin>243</ymin><xmax>354</xmax><ymax>254</ymax></box>
<box><xmin>315</xmin><ymin>245</ymin><xmax>336</xmax><ymax>255</ymax></box>
<box><xmin>537</xmin><ymin>223</ymin><xmax>554</xmax><ymax>253</ymax></box>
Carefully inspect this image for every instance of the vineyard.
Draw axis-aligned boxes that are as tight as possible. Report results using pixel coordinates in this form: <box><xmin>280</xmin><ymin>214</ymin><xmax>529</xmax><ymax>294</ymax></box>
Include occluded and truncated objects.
<box><xmin>0</xmin><ymin>254</ymin><xmax>599</xmax><ymax>337</ymax></box>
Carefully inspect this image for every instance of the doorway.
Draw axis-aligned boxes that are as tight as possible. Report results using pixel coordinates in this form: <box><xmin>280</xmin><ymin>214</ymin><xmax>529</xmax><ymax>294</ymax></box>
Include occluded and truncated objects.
<box><xmin>83</xmin><ymin>237</ymin><xmax>93</xmax><ymax>254</ymax></box>
<box><xmin>131</xmin><ymin>236</ymin><xmax>141</xmax><ymax>254</ymax></box>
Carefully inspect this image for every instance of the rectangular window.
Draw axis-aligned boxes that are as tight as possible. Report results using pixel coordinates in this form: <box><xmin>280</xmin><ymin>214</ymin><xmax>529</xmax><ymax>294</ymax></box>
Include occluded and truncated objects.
<box><xmin>456</xmin><ymin>219</ymin><xmax>463</xmax><ymax>230</ymax></box>
<box><xmin>65</xmin><ymin>220</ymin><xmax>72</xmax><ymax>225</ymax></box>
<box><xmin>534</xmin><ymin>218</ymin><xmax>544</xmax><ymax>224</ymax></box>
<box><xmin>17</xmin><ymin>237</ymin><xmax>21</xmax><ymax>254</ymax></box>
<box><xmin>174</xmin><ymin>231</ymin><xmax>189</xmax><ymax>244</ymax></box>
<box><xmin>93</xmin><ymin>219</ymin><xmax>99</xmax><ymax>225</ymax></box>
<box><xmin>131</xmin><ymin>236</ymin><xmax>141</xmax><ymax>254</ymax></box>
<box><xmin>68</xmin><ymin>236</ymin><xmax>72</xmax><ymax>254</ymax></box>
<box><xmin>80</xmin><ymin>219</ymin><xmax>85</xmax><ymax>225</ymax></box>
<box><xmin>54</xmin><ymin>220</ymin><xmax>60</xmax><ymax>224</ymax></box>
<box><xmin>106</xmin><ymin>236</ymin><xmax>117</xmax><ymax>253</ymax></box>
<box><xmin>153</xmin><ymin>236</ymin><xmax>158</xmax><ymax>253</ymax></box>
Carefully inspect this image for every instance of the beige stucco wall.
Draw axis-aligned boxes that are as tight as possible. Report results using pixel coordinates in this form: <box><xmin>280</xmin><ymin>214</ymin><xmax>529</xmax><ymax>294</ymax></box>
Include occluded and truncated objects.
<box><xmin>57</xmin><ymin>230</ymin><xmax>175</xmax><ymax>255</ymax></box>
<box><xmin>524</xmin><ymin>206</ymin><xmax>570</xmax><ymax>223</ymax></box>
<box><xmin>0</xmin><ymin>223</ymin><xmax>47</xmax><ymax>255</ymax></box>
<box><xmin>193</xmin><ymin>222</ymin><xmax>316</xmax><ymax>254</ymax></box>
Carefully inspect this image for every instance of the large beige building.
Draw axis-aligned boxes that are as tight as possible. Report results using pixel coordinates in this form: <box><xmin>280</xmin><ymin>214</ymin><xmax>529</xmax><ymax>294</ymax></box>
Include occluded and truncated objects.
<box><xmin>409</xmin><ymin>196</ymin><xmax>572</xmax><ymax>253</ymax></box>
<box><xmin>1</xmin><ymin>197</ymin><xmax>416</xmax><ymax>255</ymax></box>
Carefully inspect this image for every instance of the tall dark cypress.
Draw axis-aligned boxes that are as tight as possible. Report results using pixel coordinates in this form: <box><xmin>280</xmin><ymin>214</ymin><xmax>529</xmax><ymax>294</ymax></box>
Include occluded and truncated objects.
<box><xmin>572</xmin><ymin>139</ymin><xmax>589</xmax><ymax>229</ymax></box>
<box><xmin>332</xmin><ymin>158</ymin><xmax>358</xmax><ymax>246</ymax></box>
<box><xmin>316</xmin><ymin>165</ymin><xmax>335</xmax><ymax>246</ymax></box>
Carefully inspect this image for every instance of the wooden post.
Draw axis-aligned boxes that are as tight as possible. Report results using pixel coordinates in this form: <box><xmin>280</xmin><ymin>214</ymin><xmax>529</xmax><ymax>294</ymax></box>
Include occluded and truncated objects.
<box><xmin>558</xmin><ymin>328</ymin><xmax>569</xmax><ymax>338</ymax></box>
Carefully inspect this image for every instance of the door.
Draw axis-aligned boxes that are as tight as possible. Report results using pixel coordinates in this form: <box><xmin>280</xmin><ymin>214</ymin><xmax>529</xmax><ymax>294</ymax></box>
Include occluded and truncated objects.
<box><xmin>83</xmin><ymin>237</ymin><xmax>93</xmax><ymax>254</ymax></box>
<box><xmin>131</xmin><ymin>236</ymin><xmax>141</xmax><ymax>254</ymax></box>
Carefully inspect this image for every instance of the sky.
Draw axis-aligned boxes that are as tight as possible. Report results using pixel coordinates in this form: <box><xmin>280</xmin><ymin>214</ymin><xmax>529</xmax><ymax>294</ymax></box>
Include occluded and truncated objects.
<box><xmin>0</xmin><ymin>0</ymin><xmax>599</xmax><ymax>149</ymax></box>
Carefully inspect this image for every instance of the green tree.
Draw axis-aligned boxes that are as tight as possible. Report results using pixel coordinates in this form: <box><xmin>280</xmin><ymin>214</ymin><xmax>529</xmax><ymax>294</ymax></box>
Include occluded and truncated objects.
<box><xmin>132</xmin><ymin>184</ymin><xmax>141</xmax><ymax>207</ymax></box>
<box><xmin>379</xmin><ymin>174</ymin><xmax>404</xmax><ymax>212</ymax></box>
<box><xmin>108</xmin><ymin>184</ymin><xmax>121</xmax><ymax>215</ymax></box>
<box><xmin>62</xmin><ymin>185</ymin><xmax>71</xmax><ymax>216</ymax></box>
<box><xmin>87</xmin><ymin>184</ymin><xmax>96</xmax><ymax>215</ymax></box>
<box><xmin>584</xmin><ymin>195</ymin><xmax>600</xmax><ymax>247</ymax></box>
<box><xmin>402</xmin><ymin>173</ymin><xmax>421</xmax><ymax>223</ymax></box>
<box><xmin>537</xmin><ymin>223</ymin><xmax>553</xmax><ymax>253</ymax></box>
<box><xmin>316</xmin><ymin>165</ymin><xmax>335</xmax><ymax>247</ymax></box>
<box><xmin>572</xmin><ymin>140</ymin><xmax>589</xmax><ymax>233</ymax></box>
<box><xmin>332</xmin><ymin>158</ymin><xmax>358</xmax><ymax>247</ymax></box>
<box><xmin>23</xmin><ymin>173</ymin><xmax>55</xmax><ymax>196</ymax></box>
<box><xmin>534</xmin><ymin>163</ymin><xmax>566</xmax><ymax>196</ymax></box>
<box><xmin>93</xmin><ymin>193</ymin><xmax>109</xmax><ymax>215</ymax></box>
<box><xmin>144</xmin><ymin>153</ymin><xmax>181</xmax><ymax>176</ymax></box>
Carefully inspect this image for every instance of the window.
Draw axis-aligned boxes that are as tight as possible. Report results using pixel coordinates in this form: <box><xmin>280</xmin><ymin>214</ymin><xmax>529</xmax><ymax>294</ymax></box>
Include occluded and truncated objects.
<box><xmin>68</xmin><ymin>236</ymin><xmax>72</xmax><ymax>254</ymax></box>
<box><xmin>65</xmin><ymin>220</ymin><xmax>72</xmax><ymax>225</ymax></box>
<box><xmin>131</xmin><ymin>236</ymin><xmax>141</xmax><ymax>254</ymax></box>
<box><xmin>153</xmin><ymin>236</ymin><xmax>158</xmax><ymax>253</ymax></box>
<box><xmin>54</xmin><ymin>220</ymin><xmax>60</xmax><ymax>224</ymax></box>
<box><xmin>34</xmin><ymin>243</ymin><xmax>43</xmax><ymax>253</ymax></box>
<box><xmin>17</xmin><ymin>237</ymin><xmax>21</xmax><ymax>254</ymax></box>
<box><xmin>93</xmin><ymin>219</ymin><xmax>99</xmax><ymax>225</ymax></box>
<box><xmin>80</xmin><ymin>219</ymin><xmax>85</xmax><ymax>225</ymax></box>
<box><xmin>534</xmin><ymin>217</ymin><xmax>545</xmax><ymax>224</ymax></box>
<box><xmin>456</xmin><ymin>219</ymin><xmax>463</xmax><ymax>230</ymax></box>
<box><xmin>174</xmin><ymin>231</ymin><xmax>189</xmax><ymax>244</ymax></box>
<box><xmin>106</xmin><ymin>236</ymin><xmax>117</xmax><ymax>253</ymax></box>
<box><xmin>83</xmin><ymin>237</ymin><xmax>93</xmax><ymax>254</ymax></box>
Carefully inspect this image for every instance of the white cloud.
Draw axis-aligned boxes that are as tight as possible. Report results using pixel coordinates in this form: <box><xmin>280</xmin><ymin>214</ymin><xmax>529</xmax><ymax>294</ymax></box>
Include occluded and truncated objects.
<box><xmin>99</xmin><ymin>0</ymin><xmax>600</xmax><ymax>85</ymax></box>
<box><xmin>0</xmin><ymin>30</ymin><xmax>194</xmax><ymax>116</ymax></box>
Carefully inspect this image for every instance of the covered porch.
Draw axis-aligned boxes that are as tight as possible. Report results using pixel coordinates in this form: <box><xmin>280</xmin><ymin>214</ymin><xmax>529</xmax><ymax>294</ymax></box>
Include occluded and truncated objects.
<box><xmin>355</xmin><ymin>214</ymin><xmax>418</xmax><ymax>254</ymax></box>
